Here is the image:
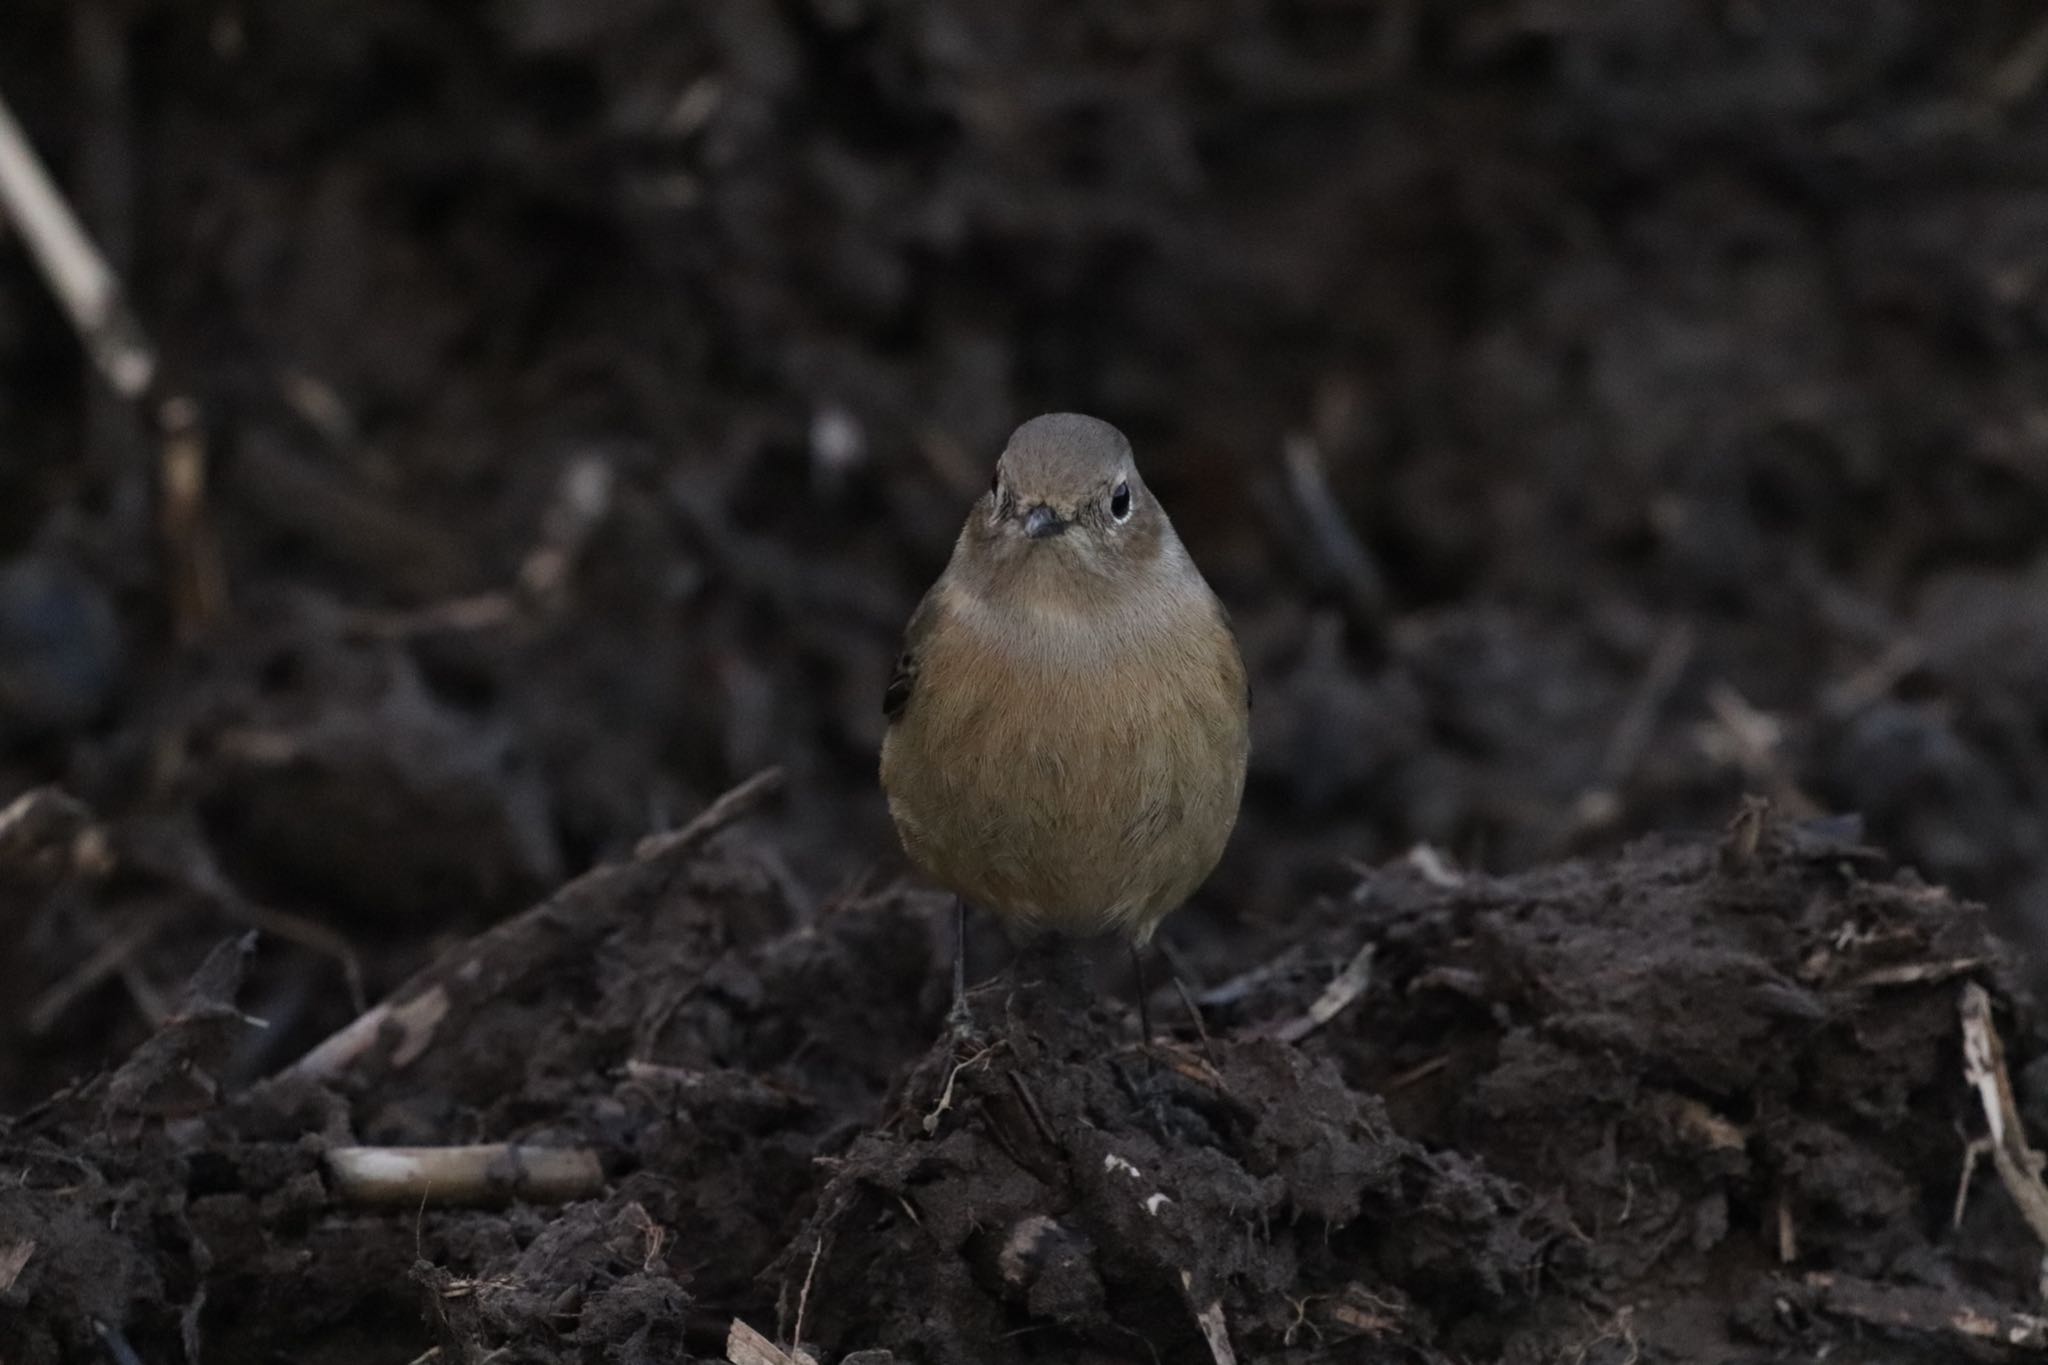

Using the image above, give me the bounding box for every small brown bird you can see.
[880,413,1250,1030]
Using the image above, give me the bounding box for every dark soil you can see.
[6,2,2048,1361]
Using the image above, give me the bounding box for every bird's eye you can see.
[1110,481,1132,522]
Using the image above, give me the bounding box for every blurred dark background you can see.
[6,0,2048,1106]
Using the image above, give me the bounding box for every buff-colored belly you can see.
[880,613,1248,943]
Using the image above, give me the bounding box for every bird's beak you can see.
[1023,505,1067,539]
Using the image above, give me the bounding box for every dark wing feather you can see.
[883,586,941,724]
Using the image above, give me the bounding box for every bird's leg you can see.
[948,897,974,1038]
[1130,941,1155,1044]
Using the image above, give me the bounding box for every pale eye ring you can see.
[1110,481,1132,522]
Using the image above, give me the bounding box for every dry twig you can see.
[1198,943,1307,1010]
[0,80,225,639]
[1847,957,1989,990]
[1957,982,2048,1299]
[725,1320,816,1365]
[1273,942,1376,1044]
[90,1318,146,1365]
[274,768,783,1084]
[634,766,788,862]
[0,87,153,396]
[1181,1271,1239,1365]
[281,985,450,1084]
[790,1235,825,1358]
[1803,1271,2048,1352]
[0,1240,33,1294]
[325,1144,603,1208]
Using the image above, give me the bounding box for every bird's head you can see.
[970,414,1159,580]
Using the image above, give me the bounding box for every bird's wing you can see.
[883,585,941,724]
[1217,597,1251,713]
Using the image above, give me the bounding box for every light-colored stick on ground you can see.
[0,1240,34,1294]
[1957,981,2048,1299]
[324,1144,602,1208]
[1274,942,1376,1044]
[1804,1270,2048,1351]
[725,1320,818,1365]
[1181,1270,1239,1365]
[280,984,450,1084]
[0,86,155,397]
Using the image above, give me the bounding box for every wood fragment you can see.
[1154,1041,1229,1093]
[620,1060,811,1111]
[279,985,449,1084]
[790,1235,825,1357]
[1274,943,1375,1044]
[1384,1055,1448,1092]
[0,86,155,396]
[725,1320,816,1365]
[156,394,228,641]
[91,1318,147,1365]
[1821,637,1926,716]
[1198,943,1306,1010]
[1181,1271,1239,1365]
[1804,1270,2048,1351]
[1846,958,1988,990]
[1403,843,1463,888]
[341,592,519,640]
[0,786,95,873]
[1717,794,1771,873]
[1958,981,2048,1295]
[0,85,227,640]
[325,1144,603,1208]
[0,1239,33,1293]
[1653,1092,1747,1154]
[634,767,787,862]
[275,768,780,1084]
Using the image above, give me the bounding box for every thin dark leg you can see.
[948,897,972,1035]
[1130,941,1154,1044]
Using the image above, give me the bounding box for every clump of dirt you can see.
[1,793,2027,1364]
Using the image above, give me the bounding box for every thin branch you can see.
[1273,943,1376,1045]
[726,1320,814,1365]
[1958,981,2048,1295]
[0,79,226,639]
[1280,433,1390,633]
[1181,1271,1239,1365]
[276,768,783,1083]
[0,86,153,396]
[324,1144,603,1208]
[1804,1270,2048,1352]
[633,766,787,862]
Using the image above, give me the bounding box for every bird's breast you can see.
[880,576,1249,938]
